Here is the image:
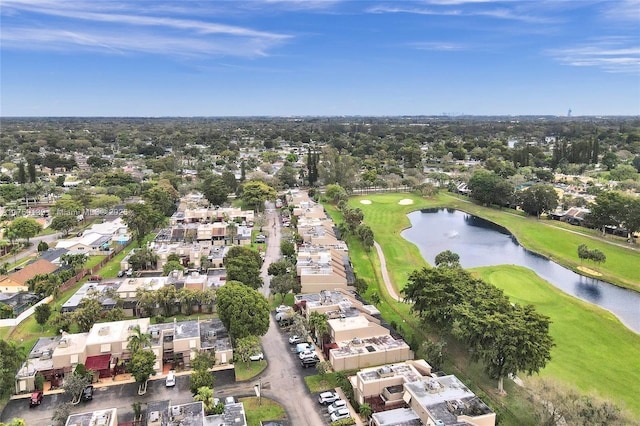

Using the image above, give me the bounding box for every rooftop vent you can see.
[98,326,109,336]
[426,380,443,393]
[58,338,69,348]
[377,366,394,378]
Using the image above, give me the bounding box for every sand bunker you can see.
[577,266,603,277]
[398,199,414,205]
[360,199,372,205]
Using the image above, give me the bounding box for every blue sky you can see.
[1,0,639,117]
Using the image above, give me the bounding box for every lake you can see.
[401,208,640,333]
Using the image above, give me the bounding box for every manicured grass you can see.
[85,255,106,270]
[235,360,267,381]
[324,192,640,423]
[304,372,339,393]
[270,293,295,309]
[239,396,286,426]
[474,265,640,417]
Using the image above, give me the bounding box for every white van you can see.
[165,370,176,387]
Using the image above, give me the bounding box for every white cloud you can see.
[410,41,467,51]
[546,37,640,73]
[0,0,291,58]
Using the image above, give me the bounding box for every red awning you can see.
[85,354,111,371]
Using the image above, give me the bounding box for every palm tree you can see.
[127,325,152,356]
[308,311,329,347]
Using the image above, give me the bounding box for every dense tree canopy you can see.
[240,180,276,211]
[123,202,164,247]
[216,281,270,340]
[517,184,559,217]
[223,246,263,289]
[468,169,514,207]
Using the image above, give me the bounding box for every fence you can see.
[0,295,53,327]
[0,240,132,328]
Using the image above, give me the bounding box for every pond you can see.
[401,208,640,333]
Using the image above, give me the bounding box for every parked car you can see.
[330,408,351,422]
[318,391,339,405]
[300,356,320,368]
[165,371,176,387]
[126,268,133,277]
[29,390,43,407]
[288,335,302,344]
[249,352,264,361]
[295,343,312,353]
[81,385,94,401]
[117,270,125,277]
[276,305,290,313]
[299,350,317,360]
[328,400,347,414]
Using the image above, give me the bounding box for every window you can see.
[100,343,111,353]
[70,354,79,364]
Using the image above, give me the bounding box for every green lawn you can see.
[235,360,267,381]
[304,372,339,393]
[323,192,640,423]
[85,255,106,270]
[239,396,286,426]
[475,265,640,417]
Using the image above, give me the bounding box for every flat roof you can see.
[371,407,422,426]
[199,318,232,352]
[358,361,425,383]
[65,408,117,426]
[404,375,493,424]
[328,315,370,332]
[331,334,409,359]
[86,318,150,347]
[16,336,60,378]
[149,319,200,344]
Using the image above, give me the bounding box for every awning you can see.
[85,354,111,371]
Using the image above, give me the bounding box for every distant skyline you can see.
[1,0,639,117]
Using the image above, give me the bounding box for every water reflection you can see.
[401,209,640,333]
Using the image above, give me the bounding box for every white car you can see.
[276,305,290,313]
[249,352,264,361]
[299,350,317,360]
[330,408,351,422]
[288,335,303,344]
[327,400,347,414]
[165,371,176,387]
[318,391,339,405]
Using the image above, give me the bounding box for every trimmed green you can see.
[234,360,267,381]
[323,192,640,422]
[304,372,339,393]
[474,265,640,416]
[239,396,286,426]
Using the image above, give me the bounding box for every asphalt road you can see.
[1,201,330,426]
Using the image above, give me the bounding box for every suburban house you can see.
[14,318,232,393]
[170,205,255,226]
[0,259,58,293]
[56,232,113,255]
[145,399,247,426]
[295,290,411,372]
[349,360,496,426]
[65,408,118,426]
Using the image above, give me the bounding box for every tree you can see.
[289,313,309,340]
[194,386,217,415]
[127,325,151,356]
[16,162,26,184]
[143,184,178,217]
[267,259,291,277]
[37,241,49,253]
[163,260,185,276]
[7,217,42,243]
[2,418,26,426]
[417,339,447,371]
[325,184,348,204]
[123,202,163,247]
[518,184,559,218]
[355,224,374,251]
[51,402,72,426]
[128,248,158,271]
[468,169,513,207]
[73,297,102,332]
[434,250,460,268]
[216,281,270,340]
[353,277,368,294]
[51,199,83,218]
[224,246,263,289]
[269,273,301,301]
[528,378,634,426]
[585,191,626,236]
[62,373,90,403]
[601,151,618,170]
[359,403,373,421]
[34,303,51,332]
[280,239,296,258]
[0,341,27,399]
[130,349,156,392]
[202,176,231,206]
[50,215,79,236]
[234,335,262,366]
[189,351,215,394]
[308,311,329,344]
[240,180,277,211]
[343,207,364,232]
[457,304,554,394]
